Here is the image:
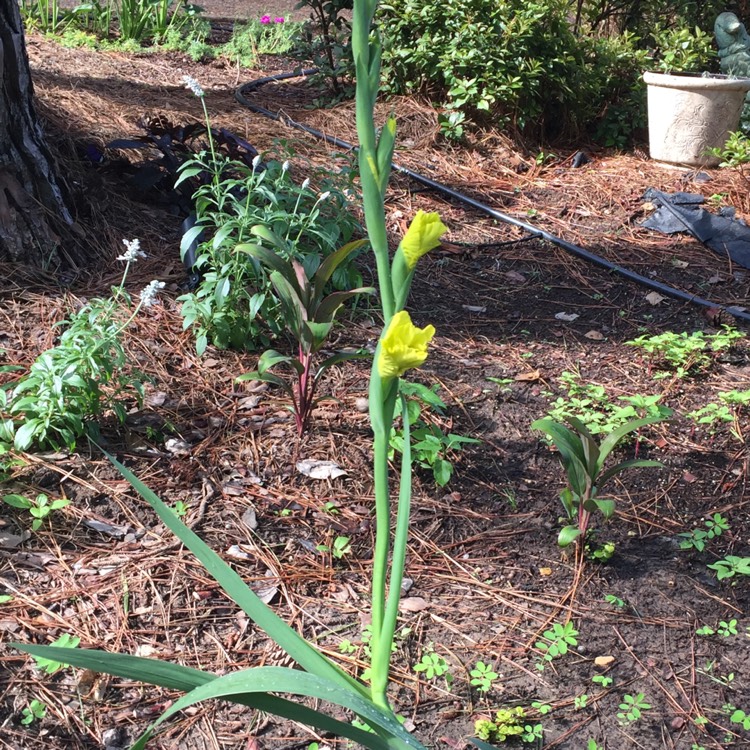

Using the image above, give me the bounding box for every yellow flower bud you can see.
[400,210,448,270]
[377,310,436,380]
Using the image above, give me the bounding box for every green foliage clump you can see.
[709,131,750,170]
[7,291,147,451]
[678,513,730,552]
[546,370,671,436]
[178,156,362,354]
[475,707,542,743]
[533,415,664,548]
[2,493,70,532]
[376,0,647,141]
[235,239,372,434]
[292,0,355,100]
[651,26,715,73]
[389,382,480,486]
[221,17,304,68]
[626,328,744,379]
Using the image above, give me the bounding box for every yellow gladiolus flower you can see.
[401,210,448,270]
[378,311,436,380]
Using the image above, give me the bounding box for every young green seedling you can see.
[617,693,651,725]
[2,493,70,532]
[470,661,499,693]
[532,415,665,548]
[21,699,47,725]
[30,634,81,675]
[678,513,730,552]
[535,621,578,670]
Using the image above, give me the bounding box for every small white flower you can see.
[117,238,146,262]
[182,75,204,97]
[140,280,166,308]
[252,154,262,170]
[282,160,290,173]
[301,178,311,190]
[319,191,331,201]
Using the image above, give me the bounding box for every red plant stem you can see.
[579,491,591,542]
[295,345,313,435]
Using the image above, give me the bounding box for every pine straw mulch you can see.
[1,33,750,750]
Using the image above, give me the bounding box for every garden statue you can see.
[715,11,750,123]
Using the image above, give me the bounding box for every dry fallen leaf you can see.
[584,330,605,340]
[398,596,429,612]
[296,459,347,480]
[84,519,131,538]
[539,567,553,576]
[594,655,615,668]
[682,471,697,484]
[241,507,258,530]
[554,311,580,322]
[645,291,666,305]
[515,369,541,382]
[226,544,253,561]
[0,529,30,549]
[504,270,527,284]
[145,391,168,407]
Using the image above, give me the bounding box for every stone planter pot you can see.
[643,71,750,167]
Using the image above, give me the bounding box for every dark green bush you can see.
[377,0,653,141]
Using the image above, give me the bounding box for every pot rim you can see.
[643,70,750,91]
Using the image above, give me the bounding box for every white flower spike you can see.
[182,75,204,97]
[117,238,146,262]
[282,160,290,173]
[252,154,262,170]
[140,280,166,308]
[319,191,331,201]
[301,178,310,190]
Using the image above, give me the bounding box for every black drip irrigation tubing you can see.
[236,71,750,324]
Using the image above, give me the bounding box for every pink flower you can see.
[260,15,271,23]
[274,16,284,22]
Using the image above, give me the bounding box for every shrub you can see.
[651,25,716,73]
[177,157,363,353]
[377,0,649,141]
[292,0,355,99]
[221,16,304,68]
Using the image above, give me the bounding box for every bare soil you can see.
[2,17,750,750]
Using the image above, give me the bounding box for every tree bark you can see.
[0,0,75,268]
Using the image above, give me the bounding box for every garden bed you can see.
[1,19,750,750]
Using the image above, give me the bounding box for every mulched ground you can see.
[2,14,750,750]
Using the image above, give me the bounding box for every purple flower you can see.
[274,16,284,22]
[260,15,271,23]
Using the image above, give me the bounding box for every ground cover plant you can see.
[3,1,750,749]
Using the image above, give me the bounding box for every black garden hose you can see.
[235,70,750,324]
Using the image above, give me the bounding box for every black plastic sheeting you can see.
[641,188,750,270]
[235,72,750,323]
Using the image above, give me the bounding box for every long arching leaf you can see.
[531,418,588,495]
[597,458,663,488]
[236,242,302,298]
[100,452,367,697]
[127,666,423,750]
[596,415,666,471]
[9,647,389,750]
[312,239,369,304]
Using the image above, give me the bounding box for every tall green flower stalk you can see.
[351,0,447,710]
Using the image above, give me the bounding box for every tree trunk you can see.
[0,0,76,268]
